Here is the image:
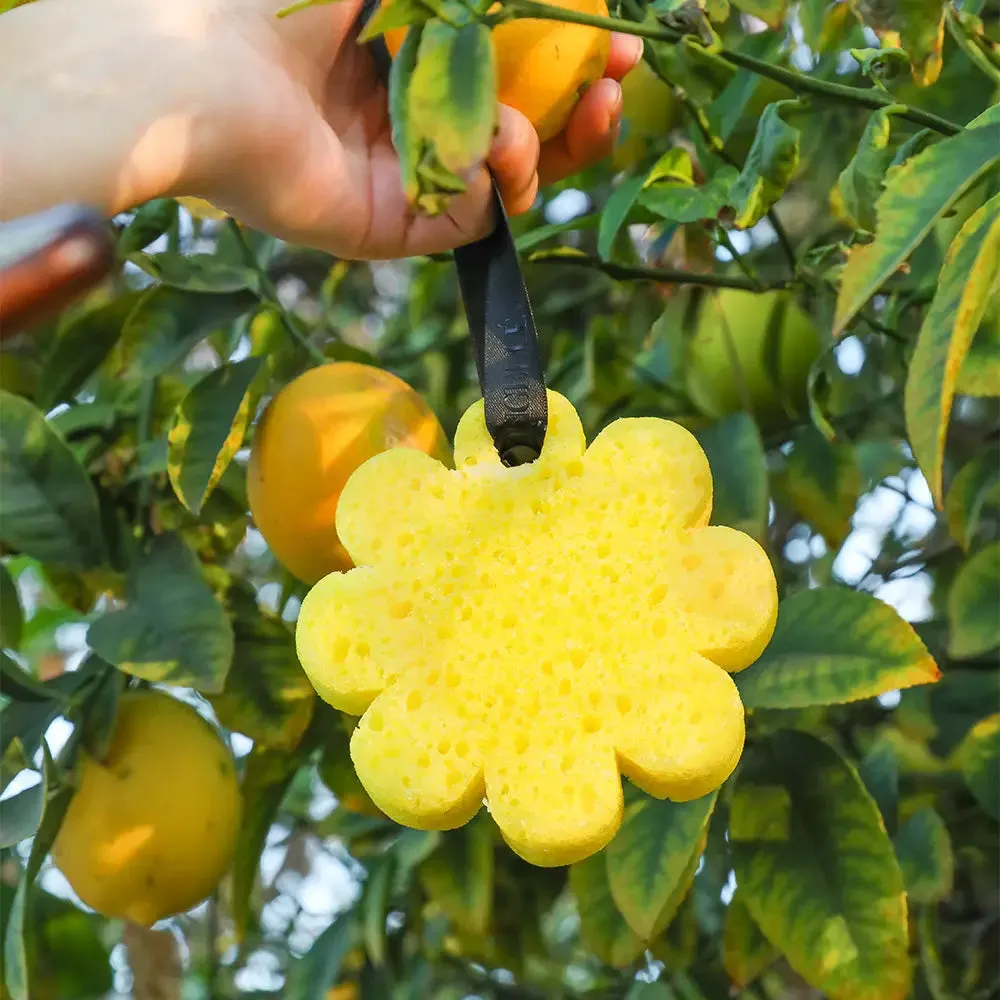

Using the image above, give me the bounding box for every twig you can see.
[228,221,327,366]
[496,1,963,136]
[527,250,789,290]
[716,225,763,289]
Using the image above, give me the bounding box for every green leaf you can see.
[730,0,788,28]
[363,852,395,965]
[729,101,801,229]
[407,20,495,212]
[894,0,948,86]
[359,0,432,41]
[0,774,44,848]
[209,596,314,752]
[419,814,494,935]
[118,199,179,255]
[3,745,72,1000]
[958,301,1000,396]
[569,851,645,968]
[639,167,739,226]
[956,713,999,818]
[0,652,60,704]
[319,715,382,816]
[858,738,899,835]
[729,730,910,1000]
[736,588,940,709]
[599,175,646,261]
[0,563,23,651]
[947,541,1000,659]
[836,107,904,233]
[167,357,266,514]
[694,413,768,540]
[230,744,308,940]
[284,907,358,1000]
[904,193,1000,505]
[779,426,861,547]
[606,787,717,940]
[722,891,778,989]
[894,806,953,904]
[127,250,259,293]
[0,392,106,570]
[945,447,1000,551]
[388,22,426,213]
[87,533,234,693]
[37,292,145,410]
[123,287,257,378]
[834,124,1000,336]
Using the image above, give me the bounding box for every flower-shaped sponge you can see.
[296,391,778,867]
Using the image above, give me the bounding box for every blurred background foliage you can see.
[1,1,999,999]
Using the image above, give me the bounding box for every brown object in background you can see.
[0,204,115,340]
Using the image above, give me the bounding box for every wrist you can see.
[0,0,228,221]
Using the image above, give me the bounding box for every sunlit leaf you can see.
[736,588,940,709]
[730,730,910,1000]
[834,124,1000,336]
[570,851,645,968]
[640,167,739,226]
[695,413,768,540]
[904,193,1000,505]
[167,357,266,514]
[957,298,1000,396]
[606,786,717,940]
[0,392,106,571]
[947,541,1000,659]
[894,806,953,904]
[722,890,778,988]
[87,533,234,693]
[729,101,801,229]
[956,713,1000,819]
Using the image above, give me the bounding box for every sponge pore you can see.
[296,390,778,866]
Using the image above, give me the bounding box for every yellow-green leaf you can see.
[729,0,788,28]
[167,357,266,515]
[956,713,1000,819]
[569,851,644,968]
[958,299,1000,396]
[779,426,861,547]
[834,125,1000,336]
[904,193,1000,505]
[419,815,494,935]
[736,588,940,709]
[945,447,1000,550]
[894,806,953,904]
[729,101,801,230]
[87,533,234,694]
[606,786,717,940]
[836,106,904,233]
[722,891,778,989]
[730,730,910,1000]
[947,541,1000,659]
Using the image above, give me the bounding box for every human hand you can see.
[192,0,642,258]
[0,0,640,261]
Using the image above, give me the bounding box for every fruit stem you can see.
[526,249,790,290]
[227,221,329,367]
[497,1,964,137]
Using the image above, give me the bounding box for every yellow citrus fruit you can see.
[247,362,452,585]
[383,0,611,143]
[686,289,821,431]
[52,691,241,926]
[612,60,679,171]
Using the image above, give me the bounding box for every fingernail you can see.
[609,81,623,119]
[629,35,645,65]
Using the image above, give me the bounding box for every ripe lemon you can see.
[52,690,241,926]
[383,0,611,143]
[612,60,679,171]
[247,362,452,584]
[686,289,821,431]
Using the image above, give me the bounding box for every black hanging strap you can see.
[356,0,548,466]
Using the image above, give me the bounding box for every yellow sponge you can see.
[296,391,778,866]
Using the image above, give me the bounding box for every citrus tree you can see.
[1,2,999,999]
